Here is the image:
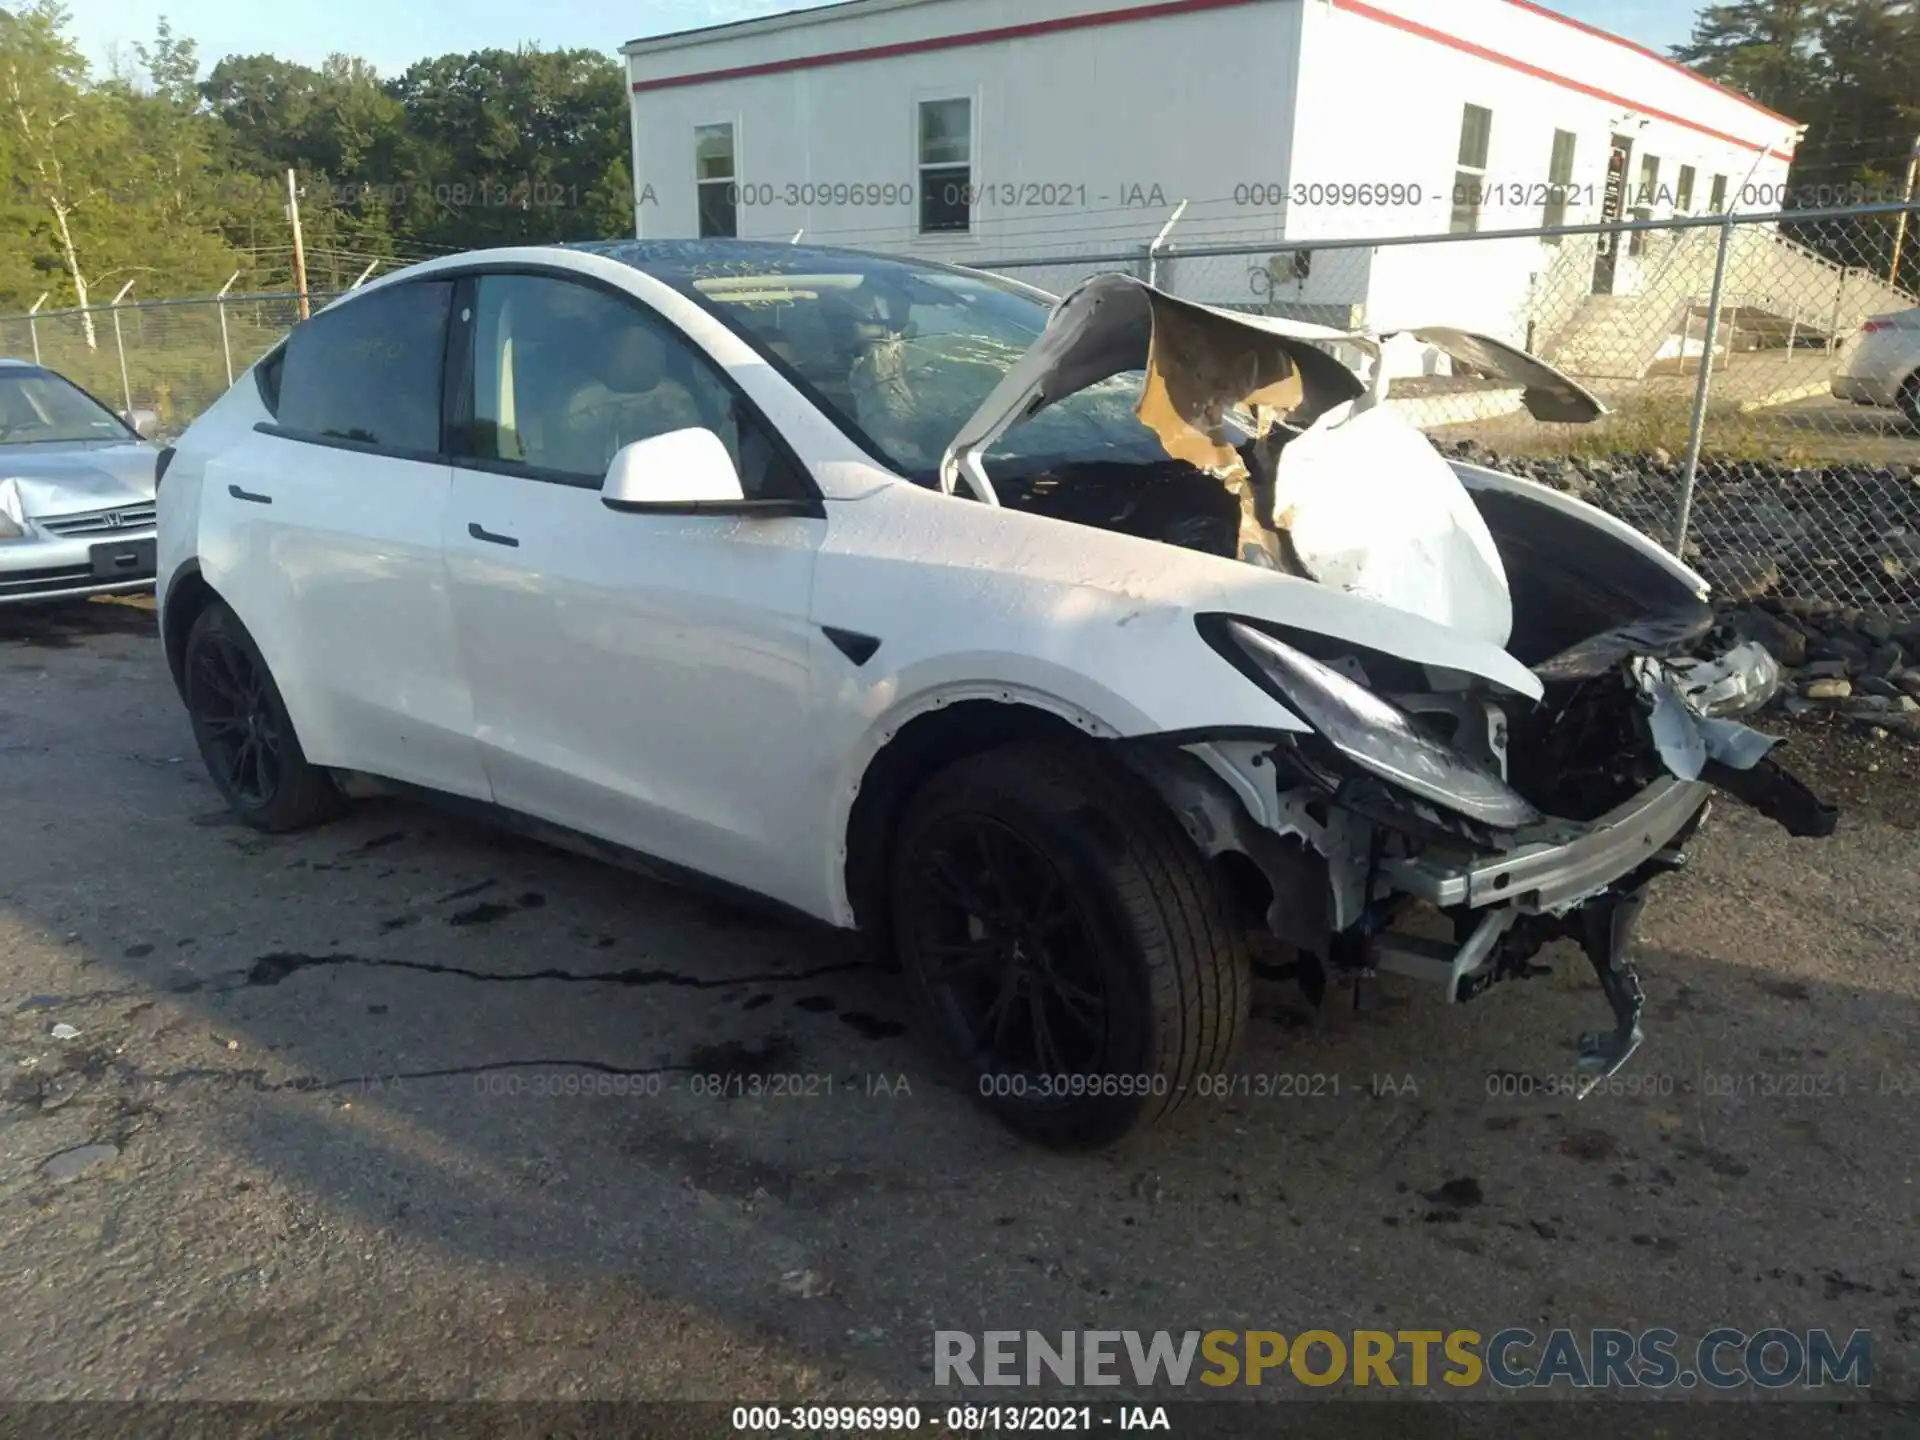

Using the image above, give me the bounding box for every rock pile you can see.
[1442,440,1920,613]
[1444,441,1920,738]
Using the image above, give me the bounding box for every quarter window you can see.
[456,272,805,500]
[275,280,452,451]
[1451,103,1493,234]
[696,123,737,239]
[918,97,972,235]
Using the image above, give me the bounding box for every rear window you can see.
[276,281,452,451]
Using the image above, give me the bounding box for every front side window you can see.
[1451,104,1493,234]
[276,280,452,451]
[1676,164,1697,213]
[918,98,972,234]
[696,123,737,239]
[1710,173,1729,212]
[1542,128,1578,237]
[456,271,804,499]
[0,367,134,445]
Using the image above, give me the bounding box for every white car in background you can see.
[155,241,1835,1148]
[1832,308,1920,422]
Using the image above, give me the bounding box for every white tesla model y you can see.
[157,241,1834,1147]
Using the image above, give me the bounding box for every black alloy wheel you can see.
[892,741,1249,1148]
[182,601,343,832]
[905,813,1110,1083]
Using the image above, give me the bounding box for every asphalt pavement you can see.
[1,598,1916,1426]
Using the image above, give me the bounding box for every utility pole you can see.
[1888,133,1920,288]
[285,168,310,320]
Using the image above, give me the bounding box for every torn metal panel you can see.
[940,273,1364,507]
[1269,401,1514,647]
[1398,327,1608,424]
[1631,656,1782,781]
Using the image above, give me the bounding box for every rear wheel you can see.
[891,741,1249,1148]
[183,601,342,832]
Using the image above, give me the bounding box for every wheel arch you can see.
[841,696,1112,953]
[160,561,221,700]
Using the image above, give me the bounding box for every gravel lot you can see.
[2,598,1917,1419]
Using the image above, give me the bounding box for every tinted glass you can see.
[460,272,805,500]
[0,368,132,445]
[277,280,453,450]
[651,255,1157,482]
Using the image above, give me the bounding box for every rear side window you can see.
[277,280,453,451]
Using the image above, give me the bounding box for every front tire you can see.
[183,601,343,832]
[891,741,1249,1148]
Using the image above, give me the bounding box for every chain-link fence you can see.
[5,202,1918,618]
[0,291,342,441]
[975,200,1920,619]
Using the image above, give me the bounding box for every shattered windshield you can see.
[655,255,1160,481]
[0,368,133,445]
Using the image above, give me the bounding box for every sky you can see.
[64,0,1700,81]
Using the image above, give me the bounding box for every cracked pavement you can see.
[1,597,1917,1412]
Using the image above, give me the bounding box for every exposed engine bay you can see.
[937,273,1840,1090]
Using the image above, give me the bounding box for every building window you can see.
[918,97,972,234]
[1542,128,1578,238]
[1676,164,1696,213]
[1628,154,1660,256]
[695,123,736,239]
[1451,103,1493,234]
[1709,173,1729,212]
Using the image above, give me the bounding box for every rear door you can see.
[439,268,828,910]
[200,279,491,800]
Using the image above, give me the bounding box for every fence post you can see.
[1828,266,1849,355]
[109,280,137,417]
[216,270,241,386]
[1148,199,1188,289]
[27,292,47,366]
[1675,213,1734,557]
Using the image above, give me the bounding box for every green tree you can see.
[1673,0,1831,117]
[387,46,630,250]
[0,0,127,336]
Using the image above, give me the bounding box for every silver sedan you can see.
[0,358,161,605]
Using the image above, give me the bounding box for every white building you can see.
[622,0,1801,345]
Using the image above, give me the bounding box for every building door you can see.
[1592,135,1633,295]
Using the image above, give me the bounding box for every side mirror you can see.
[601,427,745,511]
[124,408,159,440]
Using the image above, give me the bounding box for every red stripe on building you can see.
[629,0,1269,92]
[1499,0,1800,129]
[1333,0,1796,160]
[630,0,1796,160]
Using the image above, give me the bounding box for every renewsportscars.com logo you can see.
[933,1328,1873,1390]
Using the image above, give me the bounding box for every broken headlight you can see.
[1214,619,1542,830]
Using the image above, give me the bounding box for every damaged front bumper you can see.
[1152,629,1836,1100]
[1380,775,1711,914]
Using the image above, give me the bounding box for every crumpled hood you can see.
[939,274,1605,648]
[0,441,159,520]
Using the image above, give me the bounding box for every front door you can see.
[440,270,829,910]
[1592,134,1633,295]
